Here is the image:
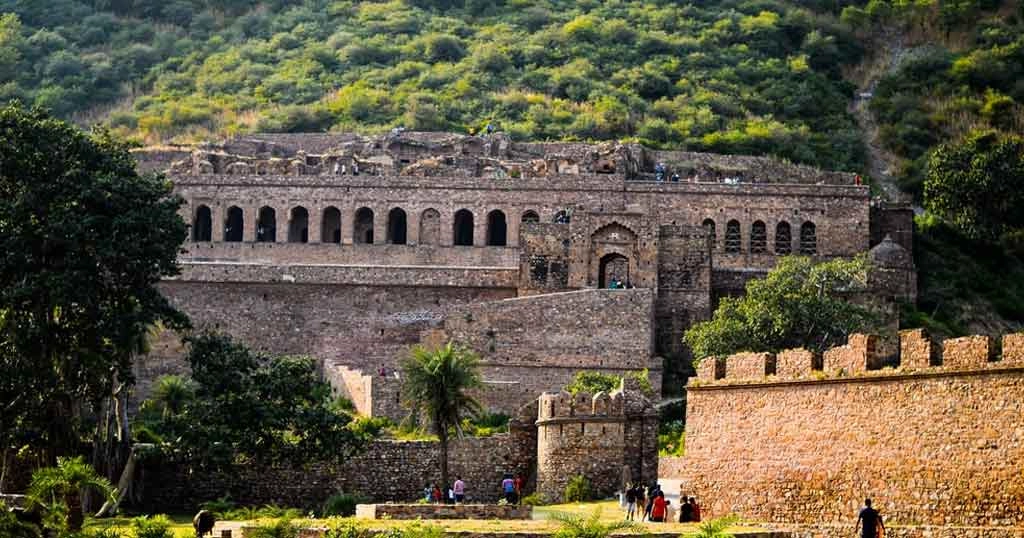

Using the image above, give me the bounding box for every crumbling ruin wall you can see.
[676,332,1024,528]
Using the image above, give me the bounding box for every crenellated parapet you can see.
[693,330,1024,384]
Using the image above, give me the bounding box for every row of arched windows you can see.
[192,206,555,246]
[702,219,817,255]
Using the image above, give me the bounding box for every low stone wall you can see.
[134,435,535,512]
[355,503,532,520]
[780,524,1024,538]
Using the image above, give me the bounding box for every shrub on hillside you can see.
[321,492,364,517]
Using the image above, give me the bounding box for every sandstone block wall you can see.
[726,352,777,380]
[822,334,876,374]
[899,329,934,369]
[775,349,817,378]
[1004,333,1024,365]
[135,434,535,512]
[942,335,994,369]
[696,357,726,382]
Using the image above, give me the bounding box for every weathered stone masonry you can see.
[665,331,1024,530]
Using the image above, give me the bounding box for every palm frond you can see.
[687,515,739,538]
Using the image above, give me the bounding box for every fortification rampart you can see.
[183,242,520,268]
[674,331,1024,528]
[172,262,518,288]
[535,382,658,502]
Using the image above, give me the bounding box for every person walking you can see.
[855,498,885,538]
[453,477,466,504]
[679,496,693,522]
[501,474,516,504]
[514,473,524,504]
[690,497,701,522]
[650,492,667,522]
[624,484,637,520]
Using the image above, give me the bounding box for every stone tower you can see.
[535,380,658,502]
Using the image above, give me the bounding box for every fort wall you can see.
[673,332,1024,528]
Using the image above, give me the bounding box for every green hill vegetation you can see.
[0,0,1021,335]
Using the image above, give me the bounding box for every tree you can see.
[565,370,654,397]
[26,456,114,532]
[400,342,482,489]
[151,375,195,420]
[0,104,188,463]
[684,256,877,361]
[924,129,1024,242]
[169,332,361,467]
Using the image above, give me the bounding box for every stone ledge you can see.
[356,503,533,520]
[687,365,1024,391]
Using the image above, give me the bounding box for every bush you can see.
[130,515,173,538]
[563,475,593,503]
[346,416,391,439]
[200,495,236,517]
[321,493,362,517]
[324,522,372,538]
[246,519,299,538]
[520,493,548,506]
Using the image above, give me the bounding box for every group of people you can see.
[500,473,526,504]
[423,476,467,504]
[653,162,682,183]
[607,277,634,289]
[623,483,701,523]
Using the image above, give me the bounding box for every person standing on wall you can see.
[855,498,885,538]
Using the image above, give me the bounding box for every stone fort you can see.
[133,130,915,418]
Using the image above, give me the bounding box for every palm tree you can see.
[400,342,482,489]
[152,374,195,419]
[27,456,115,532]
[550,509,643,538]
[687,515,739,538]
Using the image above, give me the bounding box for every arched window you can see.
[387,207,408,245]
[521,210,540,224]
[486,210,507,246]
[553,210,571,224]
[775,221,792,255]
[750,221,767,254]
[800,222,817,255]
[354,207,374,244]
[193,205,212,242]
[225,206,244,242]
[702,218,716,250]
[288,206,309,243]
[724,220,741,253]
[453,209,474,246]
[322,207,341,243]
[256,206,276,242]
[420,208,441,246]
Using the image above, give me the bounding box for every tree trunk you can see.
[96,446,137,518]
[438,425,449,493]
[67,491,84,532]
[0,447,8,493]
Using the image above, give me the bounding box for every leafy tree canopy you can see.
[163,332,362,467]
[0,103,187,459]
[684,256,878,361]
[924,129,1024,243]
[565,369,654,397]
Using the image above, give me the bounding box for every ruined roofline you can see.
[134,130,860,186]
[693,330,1024,385]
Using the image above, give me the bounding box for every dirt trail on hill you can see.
[850,31,914,203]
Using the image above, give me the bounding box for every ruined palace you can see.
[134,131,915,417]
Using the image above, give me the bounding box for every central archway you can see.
[599,253,630,289]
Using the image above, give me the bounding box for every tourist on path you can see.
[514,473,524,504]
[679,496,693,522]
[625,484,638,520]
[501,474,516,503]
[432,484,443,504]
[856,498,885,538]
[690,497,701,522]
[650,492,667,522]
[454,477,465,503]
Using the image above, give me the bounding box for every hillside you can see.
[0,0,1021,336]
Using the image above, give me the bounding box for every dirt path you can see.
[849,30,913,203]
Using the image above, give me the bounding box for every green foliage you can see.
[199,495,236,517]
[658,421,686,457]
[129,515,173,538]
[219,505,304,521]
[346,416,393,440]
[686,515,740,538]
[0,501,42,538]
[520,492,548,506]
[166,332,361,467]
[323,522,372,538]
[0,0,866,171]
[924,129,1024,242]
[459,412,509,437]
[684,256,878,361]
[563,475,593,503]
[246,519,299,538]
[321,493,363,518]
[564,369,654,396]
[0,104,188,459]
[550,509,642,538]
[400,342,482,487]
[376,523,444,538]
[26,457,115,533]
